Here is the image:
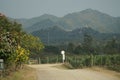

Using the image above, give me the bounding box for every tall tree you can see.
[83,34,93,54]
[67,43,75,53]
[74,45,83,54]
[104,37,119,54]
[0,15,44,70]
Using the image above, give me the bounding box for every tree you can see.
[0,16,22,67]
[21,34,44,52]
[0,15,44,70]
[104,37,119,54]
[74,45,83,54]
[0,16,22,34]
[20,34,44,58]
[83,34,93,54]
[0,32,17,66]
[15,45,29,69]
[44,45,60,54]
[67,43,75,53]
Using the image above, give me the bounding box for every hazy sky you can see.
[0,0,120,18]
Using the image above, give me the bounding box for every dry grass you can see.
[0,65,37,80]
[53,64,120,79]
[52,63,74,69]
[86,66,120,78]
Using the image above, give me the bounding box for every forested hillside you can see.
[17,9,120,33]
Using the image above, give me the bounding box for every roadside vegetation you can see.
[0,13,120,79]
[0,14,44,78]
[0,66,36,80]
[36,32,120,72]
[37,54,120,72]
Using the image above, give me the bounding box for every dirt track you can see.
[28,64,120,80]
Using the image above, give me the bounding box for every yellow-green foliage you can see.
[15,45,30,63]
[0,15,44,72]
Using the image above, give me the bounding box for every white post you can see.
[61,50,65,63]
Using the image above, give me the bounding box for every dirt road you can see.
[28,64,120,80]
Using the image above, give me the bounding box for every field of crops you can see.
[38,54,120,72]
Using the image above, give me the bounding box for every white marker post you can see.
[61,50,65,63]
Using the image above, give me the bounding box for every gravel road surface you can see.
[28,64,120,80]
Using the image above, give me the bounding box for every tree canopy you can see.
[0,15,44,70]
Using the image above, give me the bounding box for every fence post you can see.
[56,56,58,63]
[0,59,4,78]
[47,57,49,63]
[38,57,41,64]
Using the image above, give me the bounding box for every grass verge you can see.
[0,65,36,80]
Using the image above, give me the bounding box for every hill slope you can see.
[32,26,120,45]
[19,9,120,33]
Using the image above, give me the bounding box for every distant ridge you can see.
[32,26,120,44]
[14,9,120,33]
[9,9,120,44]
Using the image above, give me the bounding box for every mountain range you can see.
[13,9,120,44]
[17,9,120,33]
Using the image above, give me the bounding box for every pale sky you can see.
[0,0,120,18]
